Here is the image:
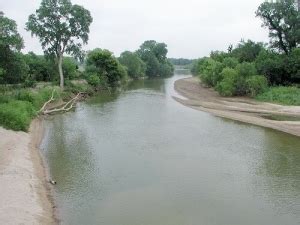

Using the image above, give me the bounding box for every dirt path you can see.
[0,119,56,225]
[174,77,300,137]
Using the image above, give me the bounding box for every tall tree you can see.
[0,12,27,84]
[136,40,173,77]
[119,51,146,79]
[256,0,300,54]
[26,0,93,88]
[0,11,24,51]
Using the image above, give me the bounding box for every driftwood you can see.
[39,91,85,115]
[38,89,56,113]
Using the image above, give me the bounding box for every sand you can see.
[0,119,56,225]
[174,77,300,137]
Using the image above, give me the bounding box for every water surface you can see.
[42,71,300,225]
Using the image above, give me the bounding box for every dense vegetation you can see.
[192,0,300,104]
[0,0,174,131]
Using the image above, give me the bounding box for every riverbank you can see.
[174,77,300,137]
[0,119,56,224]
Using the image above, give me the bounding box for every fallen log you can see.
[39,92,85,115]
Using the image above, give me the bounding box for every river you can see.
[41,70,300,225]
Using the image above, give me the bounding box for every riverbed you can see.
[41,71,300,225]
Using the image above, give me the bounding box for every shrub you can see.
[86,49,128,87]
[246,75,268,97]
[235,62,257,78]
[222,57,239,69]
[23,78,37,88]
[14,87,60,109]
[255,50,287,85]
[87,73,101,87]
[200,59,224,86]
[216,68,238,96]
[0,101,35,131]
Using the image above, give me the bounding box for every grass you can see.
[256,86,300,106]
[0,87,61,131]
[0,81,95,132]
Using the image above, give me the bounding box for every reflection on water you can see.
[42,70,300,225]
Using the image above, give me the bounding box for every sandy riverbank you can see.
[174,77,300,137]
[0,119,56,224]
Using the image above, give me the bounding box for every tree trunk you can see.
[58,54,64,89]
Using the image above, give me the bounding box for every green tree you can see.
[63,57,78,80]
[137,40,174,77]
[255,49,287,84]
[26,0,93,89]
[256,0,300,54]
[86,49,127,87]
[231,40,265,62]
[23,52,54,82]
[0,12,27,84]
[119,51,146,79]
[200,58,224,87]
[0,11,23,51]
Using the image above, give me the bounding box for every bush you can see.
[216,68,238,96]
[86,49,128,87]
[23,78,37,88]
[0,101,35,131]
[255,50,287,85]
[246,75,268,97]
[235,62,257,78]
[14,87,60,109]
[119,51,146,79]
[200,59,224,86]
[222,57,239,69]
[256,86,300,105]
[87,73,101,86]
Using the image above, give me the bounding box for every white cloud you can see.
[1,0,269,58]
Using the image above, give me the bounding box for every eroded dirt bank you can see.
[0,119,56,225]
[174,77,300,137]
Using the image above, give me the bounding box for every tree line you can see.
[191,0,300,100]
[0,0,174,90]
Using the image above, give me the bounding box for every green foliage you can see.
[222,57,239,69]
[14,88,60,109]
[136,40,174,77]
[0,48,28,84]
[63,57,79,80]
[86,49,127,87]
[119,51,146,79]
[256,0,300,54]
[210,51,228,62]
[0,13,26,84]
[87,73,101,87]
[26,0,93,88]
[286,48,300,83]
[0,12,24,51]
[200,59,224,87]
[235,62,257,78]
[231,40,265,62]
[255,50,287,85]
[23,52,55,82]
[246,75,268,97]
[216,68,239,96]
[191,57,208,75]
[0,101,35,131]
[256,86,300,105]
[0,87,62,131]
[23,78,37,88]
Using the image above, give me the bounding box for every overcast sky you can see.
[1,0,269,58]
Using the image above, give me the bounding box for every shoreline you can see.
[174,77,300,137]
[0,118,57,224]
